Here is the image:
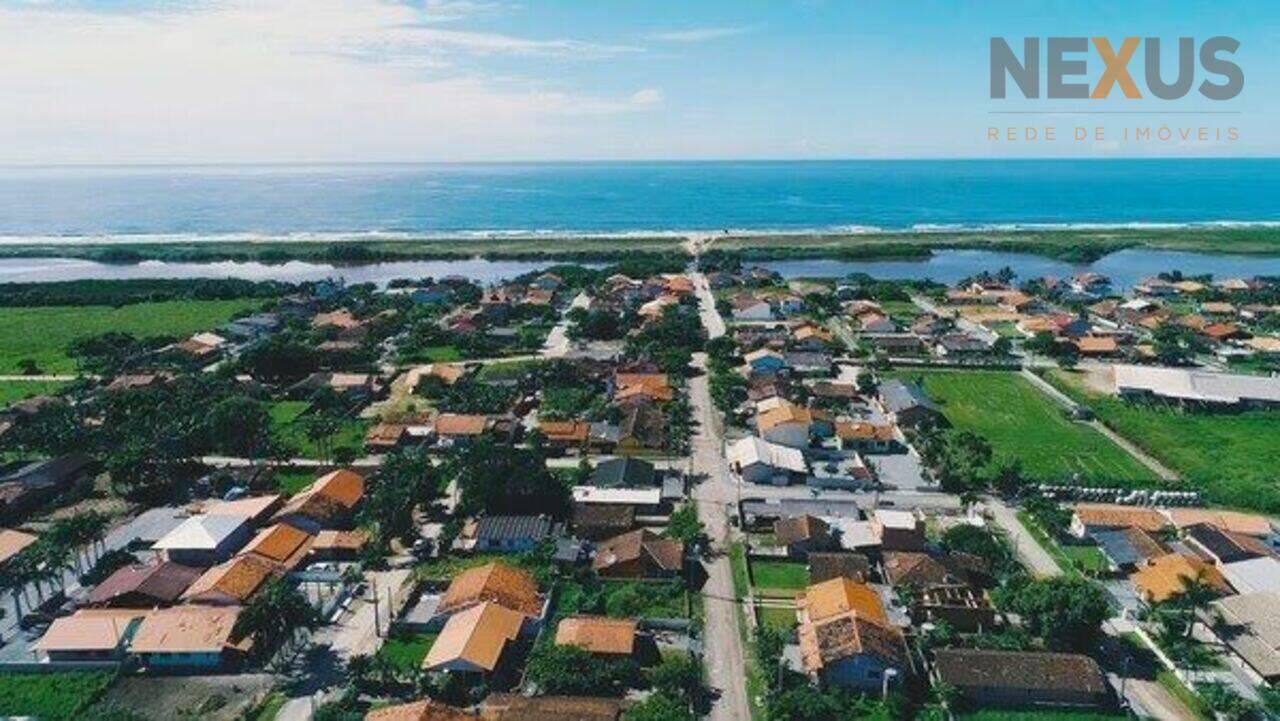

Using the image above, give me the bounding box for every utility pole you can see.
[371,576,381,638]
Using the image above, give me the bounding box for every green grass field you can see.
[1047,370,1280,513]
[267,401,369,460]
[750,560,810,594]
[894,370,1156,484]
[0,379,68,407]
[757,605,798,632]
[378,632,438,673]
[0,299,260,374]
[0,672,114,721]
[272,467,319,495]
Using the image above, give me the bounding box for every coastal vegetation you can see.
[1046,369,1280,513]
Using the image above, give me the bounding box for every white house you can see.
[727,436,808,486]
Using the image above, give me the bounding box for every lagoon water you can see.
[4,248,1279,291]
[0,159,1278,237]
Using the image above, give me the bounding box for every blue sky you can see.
[0,0,1273,162]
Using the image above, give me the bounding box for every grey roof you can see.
[2,454,93,489]
[475,515,553,542]
[591,457,657,488]
[1091,529,1145,567]
[1114,365,1280,405]
[1213,592,1280,678]
[783,352,833,369]
[880,380,937,414]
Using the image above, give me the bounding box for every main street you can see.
[688,267,752,721]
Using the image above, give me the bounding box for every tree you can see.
[446,439,569,517]
[238,336,319,382]
[625,693,695,721]
[666,504,705,547]
[362,447,437,547]
[649,653,703,711]
[1000,576,1110,651]
[524,643,641,696]
[233,578,322,660]
[206,395,272,458]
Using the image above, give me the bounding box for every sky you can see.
[0,0,1274,163]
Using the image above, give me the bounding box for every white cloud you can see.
[0,0,655,163]
[648,25,753,43]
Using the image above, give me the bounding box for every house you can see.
[34,609,147,662]
[365,423,408,452]
[0,527,37,569]
[1183,522,1270,566]
[364,700,474,721]
[743,348,787,374]
[773,515,835,559]
[1166,508,1274,538]
[807,552,871,583]
[1212,592,1280,681]
[461,515,555,553]
[732,296,775,321]
[1221,557,1280,595]
[882,552,970,589]
[572,486,664,515]
[756,403,812,448]
[1131,553,1230,604]
[872,509,926,552]
[88,560,201,608]
[861,315,899,334]
[204,494,283,526]
[152,514,254,566]
[481,695,624,721]
[1090,527,1165,572]
[309,529,369,562]
[272,468,365,532]
[221,312,281,340]
[870,335,926,355]
[0,454,94,523]
[879,380,944,429]
[130,605,250,670]
[792,324,835,349]
[434,414,492,446]
[1070,504,1168,539]
[593,529,683,579]
[795,578,907,691]
[932,649,1109,708]
[539,421,591,451]
[616,402,666,451]
[784,351,834,375]
[182,554,276,605]
[1113,365,1280,408]
[422,601,526,676]
[914,585,996,632]
[727,436,808,486]
[935,334,993,357]
[614,373,674,404]
[1074,336,1120,357]
[572,504,635,541]
[240,522,316,572]
[554,616,641,659]
[435,562,543,619]
[289,372,382,400]
[835,421,899,454]
[591,457,658,488]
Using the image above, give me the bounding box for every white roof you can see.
[1222,557,1280,594]
[1119,299,1156,311]
[727,436,807,473]
[830,519,880,549]
[874,509,920,530]
[1113,365,1280,404]
[1213,592,1280,678]
[572,486,662,506]
[744,348,784,363]
[190,332,227,347]
[755,396,790,414]
[152,514,247,551]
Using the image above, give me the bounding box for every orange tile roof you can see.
[797,611,906,674]
[435,414,490,437]
[204,495,282,520]
[130,605,249,654]
[554,616,638,655]
[1132,553,1230,603]
[1073,504,1168,533]
[615,374,674,403]
[365,700,473,721]
[438,562,541,617]
[275,469,365,525]
[756,403,812,432]
[0,528,37,565]
[313,529,369,551]
[797,577,887,625]
[423,601,524,672]
[182,555,275,604]
[1203,323,1240,340]
[312,309,362,329]
[241,523,314,571]
[34,609,147,652]
[835,421,894,442]
[1075,336,1119,354]
[774,515,830,547]
[428,364,467,386]
[1167,509,1274,537]
[539,421,591,443]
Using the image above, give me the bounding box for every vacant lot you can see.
[0,379,68,407]
[0,672,113,721]
[378,632,438,673]
[1048,369,1280,513]
[895,370,1155,483]
[0,299,259,374]
[750,559,810,597]
[268,401,369,460]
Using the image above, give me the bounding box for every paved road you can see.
[984,497,1061,578]
[692,271,726,340]
[541,291,590,358]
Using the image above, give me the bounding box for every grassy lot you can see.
[268,401,369,460]
[272,467,318,495]
[757,605,797,632]
[0,672,114,721]
[892,370,1156,484]
[0,299,260,374]
[729,543,750,601]
[0,379,68,407]
[878,299,921,323]
[1060,544,1109,575]
[403,344,462,363]
[247,692,287,721]
[378,632,437,673]
[750,560,809,595]
[552,578,688,619]
[1047,369,1280,513]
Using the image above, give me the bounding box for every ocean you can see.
[0,159,1277,239]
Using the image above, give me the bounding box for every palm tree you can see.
[1175,571,1220,639]
[232,578,322,663]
